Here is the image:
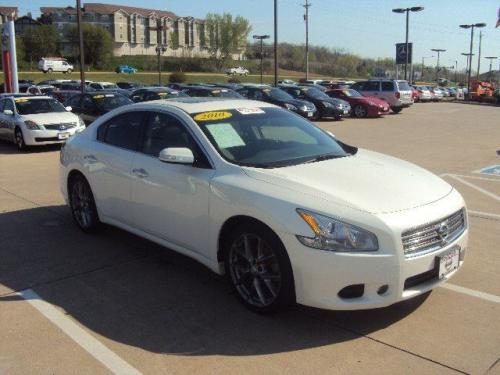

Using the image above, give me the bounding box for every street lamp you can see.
[392,6,424,81]
[459,22,486,98]
[274,0,278,86]
[155,44,167,86]
[253,34,270,84]
[484,57,497,83]
[431,49,445,82]
[421,55,434,81]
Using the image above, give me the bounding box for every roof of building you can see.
[0,7,18,16]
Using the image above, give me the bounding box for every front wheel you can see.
[69,174,101,233]
[15,128,26,151]
[391,107,402,114]
[224,222,295,314]
[47,68,53,74]
[353,104,367,118]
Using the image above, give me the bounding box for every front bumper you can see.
[296,108,318,119]
[320,106,351,119]
[23,126,85,146]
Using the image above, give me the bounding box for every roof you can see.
[40,6,77,15]
[84,3,179,19]
[144,98,276,114]
[0,6,17,16]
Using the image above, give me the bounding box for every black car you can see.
[166,83,192,91]
[130,87,188,102]
[116,81,144,90]
[64,92,133,125]
[237,85,317,119]
[183,85,244,99]
[279,85,350,120]
[207,83,244,91]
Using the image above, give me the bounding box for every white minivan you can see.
[38,58,74,74]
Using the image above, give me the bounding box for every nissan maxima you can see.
[60,98,468,313]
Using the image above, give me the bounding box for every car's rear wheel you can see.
[354,104,367,118]
[224,222,295,314]
[47,68,53,74]
[15,128,26,151]
[67,69,72,74]
[69,174,101,233]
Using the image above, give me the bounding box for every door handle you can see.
[132,168,149,178]
[83,154,98,164]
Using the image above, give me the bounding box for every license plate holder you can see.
[438,246,460,279]
[307,112,313,117]
[58,132,70,140]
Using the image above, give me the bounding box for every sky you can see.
[6,0,500,73]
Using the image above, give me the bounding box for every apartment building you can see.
[0,7,17,25]
[40,3,210,57]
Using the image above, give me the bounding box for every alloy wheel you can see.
[70,179,94,229]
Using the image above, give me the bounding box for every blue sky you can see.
[7,0,500,72]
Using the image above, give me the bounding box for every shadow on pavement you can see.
[0,205,429,356]
[0,140,62,155]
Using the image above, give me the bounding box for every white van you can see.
[38,58,74,74]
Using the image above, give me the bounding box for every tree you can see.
[67,23,113,69]
[169,30,179,50]
[205,13,251,71]
[21,25,59,64]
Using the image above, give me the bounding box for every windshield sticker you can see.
[105,94,115,97]
[262,88,271,93]
[14,99,29,103]
[158,92,168,96]
[206,123,245,148]
[93,95,105,99]
[211,90,221,94]
[235,107,265,115]
[194,111,232,121]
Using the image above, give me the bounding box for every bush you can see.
[169,71,187,83]
[227,77,241,83]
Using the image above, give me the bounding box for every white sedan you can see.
[0,95,86,151]
[59,98,468,313]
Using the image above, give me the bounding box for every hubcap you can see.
[71,180,93,228]
[16,132,22,148]
[229,233,281,307]
[355,106,366,117]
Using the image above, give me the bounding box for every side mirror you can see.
[65,106,72,112]
[132,95,140,102]
[3,109,13,116]
[159,147,194,165]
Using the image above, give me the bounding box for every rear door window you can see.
[366,81,380,91]
[381,81,395,91]
[99,111,145,151]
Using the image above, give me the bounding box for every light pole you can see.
[303,0,311,80]
[274,0,278,86]
[455,60,458,83]
[431,48,445,82]
[459,22,486,98]
[421,55,434,81]
[253,35,270,84]
[155,44,167,85]
[76,0,85,93]
[484,56,498,83]
[392,6,424,81]
[461,52,474,88]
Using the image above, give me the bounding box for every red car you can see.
[325,89,390,118]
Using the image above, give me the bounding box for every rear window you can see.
[397,81,411,91]
[381,82,395,91]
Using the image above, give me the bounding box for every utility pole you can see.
[76,0,85,93]
[253,34,270,84]
[431,48,445,82]
[455,60,458,83]
[484,56,498,83]
[303,0,311,80]
[274,0,278,86]
[476,30,482,81]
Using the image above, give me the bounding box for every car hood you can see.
[283,98,314,108]
[242,149,452,214]
[21,112,78,125]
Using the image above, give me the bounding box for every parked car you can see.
[325,89,390,118]
[130,87,189,102]
[64,92,133,125]
[26,85,56,96]
[426,86,444,101]
[278,79,298,85]
[116,81,144,90]
[183,85,244,99]
[437,87,450,97]
[412,85,432,102]
[237,85,317,119]
[207,83,244,91]
[89,82,119,91]
[166,83,192,91]
[280,85,350,120]
[60,98,468,313]
[0,95,85,150]
[225,66,249,76]
[115,65,138,74]
[38,58,74,74]
[351,79,413,113]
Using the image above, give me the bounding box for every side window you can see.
[81,96,95,111]
[101,111,145,150]
[252,90,264,100]
[67,95,81,108]
[381,81,395,91]
[238,89,248,97]
[3,99,14,112]
[366,81,380,91]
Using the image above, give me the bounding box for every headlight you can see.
[296,209,378,252]
[323,101,335,108]
[25,120,40,130]
[284,103,298,111]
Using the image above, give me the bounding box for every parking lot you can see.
[0,101,499,375]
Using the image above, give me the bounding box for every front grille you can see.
[43,123,76,130]
[401,209,466,258]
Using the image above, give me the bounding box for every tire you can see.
[14,128,26,151]
[69,174,101,233]
[353,104,367,118]
[47,68,53,74]
[224,222,295,314]
[67,69,72,74]
[391,107,402,114]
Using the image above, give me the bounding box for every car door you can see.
[130,111,215,255]
[87,110,146,224]
[80,95,99,124]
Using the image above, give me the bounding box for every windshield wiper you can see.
[303,153,346,164]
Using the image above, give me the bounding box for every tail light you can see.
[395,92,400,99]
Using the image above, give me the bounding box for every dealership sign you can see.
[395,43,412,65]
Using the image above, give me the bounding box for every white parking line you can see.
[469,210,500,220]
[451,174,500,183]
[441,283,500,305]
[18,289,143,375]
[448,174,500,202]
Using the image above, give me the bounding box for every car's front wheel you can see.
[354,104,367,118]
[15,128,26,151]
[224,222,295,314]
[69,174,101,233]
[391,107,402,113]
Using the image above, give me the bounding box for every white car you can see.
[0,96,86,151]
[225,67,249,76]
[413,86,432,102]
[59,98,468,313]
[89,82,119,90]
[38,58,74,74]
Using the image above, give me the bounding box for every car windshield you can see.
[193,107,349,168]
[15,98,67,114]
[157,90,188,98]
[210,89,242,98]
[92,94,132,111]
[266,88,294,101]
[343,89,362,97]
[304,88,330,99]
[103,84,118,89]
[397,81,411,91]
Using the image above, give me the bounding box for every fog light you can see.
[338,284,364,299]
[377,285,389,295]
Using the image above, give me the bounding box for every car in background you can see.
[116,81,144,90]
[64,92,133,125]
[166,83,192,91]
[88,82,119,91]
[225,66,249,76]
[280,85,350,120]
[237,85,317,119]
[412,85,432,102]
[183,85,244,99]
[0,95,85,150]
[426,86,444,101]
[115,65,138,74]
[207,83,244,91]
[351,79,413,113]
[26,85,56,96]
[438,87,451,97]
[38,57,74,74]
[278,79,298,85]
[60,97,468,313]
[130,87,189,102]
[326,89,389,118]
